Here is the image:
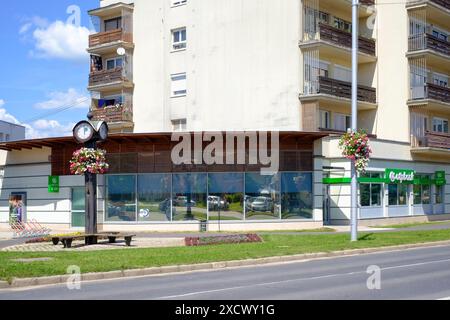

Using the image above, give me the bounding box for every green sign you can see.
[435,171,446,186]
[385,169,415,184]
[48,176,60,193]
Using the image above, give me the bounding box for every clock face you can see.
[99,123,108,141]
[74,123,93,142]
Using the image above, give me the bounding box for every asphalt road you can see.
[1,244,450,300]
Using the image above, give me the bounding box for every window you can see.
[413,174,432,205]
[320,110,330,129]
[433,73,448,88]
[334,113,351,132]
[98,95,123,108]
[280,173,313,220]
[138,174,172,222]
[172,28,187,50]
[245,173,280,220]
[208,173,244,221]
[334,17,351,33]
[435,185,444,204]
[360,173,382,207]
[433,117,449,133]
[172,173,207,221]
[5,134,10,142]
[105,57,123,70]
[104,17,122,32]
[171,73,187,96]
[171,0,187,6]
[106,175,137,222]
[0,133,3,141]
[172,119,187,132]
[334,65,351,82]
[432,29,448,41]
[388,184,408,206]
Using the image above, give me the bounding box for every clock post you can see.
[73,112,109,245]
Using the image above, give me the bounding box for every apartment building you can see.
[0,121,25,142]
[0,0,448,231]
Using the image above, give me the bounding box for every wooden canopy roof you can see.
[0,131,331,152]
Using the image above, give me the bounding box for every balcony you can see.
[300,22,376,62]
[88,67,133,91]
[408,33,450,57]
[89,29,132,48]
[407,0,450,11]
[302,76,376,104]
[409,83,450,111]
[91,104,133,131]
[411,131,450,156]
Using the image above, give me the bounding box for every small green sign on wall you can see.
[435,171,446,186]
[48,176,60,193]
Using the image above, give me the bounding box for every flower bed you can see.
[185,234,262,247]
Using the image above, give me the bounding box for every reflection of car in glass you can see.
[247,197,274,212]
[207,196,229,211]
[158,199,176,220]
[173,196,197,207]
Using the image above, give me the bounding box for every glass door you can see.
[71,187,85,228]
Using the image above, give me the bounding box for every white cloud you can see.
[0,100,75,139]
[24,19,89,61]
[27,119,75,139]
[34,88,90,110]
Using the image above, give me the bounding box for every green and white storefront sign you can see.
[385,169,415,184]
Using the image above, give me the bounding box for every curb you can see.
[4,240,450,289]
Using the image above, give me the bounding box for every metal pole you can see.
[85,141,98,244]
[351,0,359,242]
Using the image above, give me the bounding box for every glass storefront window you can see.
[413,184,422,205]
[138,174,172,222]
[413,174,432,205]
[245,173,280,220]
[436,185,444,204]
[388,184,408,206]
[208,173,244,221]
[172,173,207,221]
[422,184,431,204]
[106,175,136,222]
[280,172,313,220]
[360,173,382,207]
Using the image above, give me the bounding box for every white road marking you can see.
[156,258,450,299]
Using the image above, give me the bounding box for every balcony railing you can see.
[89,67,130,87]
[407,0,450,10]
[89,29,132,48]
[318,23,376,56]
[306,76,377,103]
[91,105,133,124]
[411,83,450,103]
[408,33,450,56]
[413,131,450,149]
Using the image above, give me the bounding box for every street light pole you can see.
[351,0,359,242]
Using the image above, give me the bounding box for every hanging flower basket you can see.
[70,148,109,175]
[338,130,372,174]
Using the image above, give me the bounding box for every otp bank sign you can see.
[385,169,415,184]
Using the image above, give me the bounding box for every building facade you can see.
[0,0,449,231]
[0,121,25,143]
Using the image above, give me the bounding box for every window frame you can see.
[170,72,187,97]
[172,27,187,51]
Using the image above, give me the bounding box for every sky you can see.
[0,0,99,139]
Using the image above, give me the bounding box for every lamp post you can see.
[73,112,109,244]
[351,0,359,242]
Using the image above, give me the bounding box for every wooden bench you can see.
[52,233,136,248]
